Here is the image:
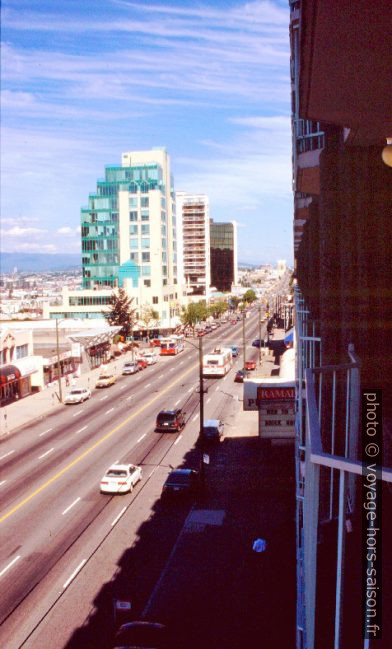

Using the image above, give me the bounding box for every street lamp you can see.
[55,318,63,403]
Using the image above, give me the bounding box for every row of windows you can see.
[130,237,150,249]
[130,224,150,235]
[130,210,150,221]
[129,196,149,208]
[82,240,118,252]
[69,296,112,306]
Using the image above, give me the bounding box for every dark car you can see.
[156,409,185,432]
[234,369,247,383]
[113,620,168,648]
[202,419,224,443]
[162,469,199,497]
[252,338,267,348]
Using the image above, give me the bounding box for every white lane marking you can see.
[223,375,228,381]
[72,410,83,417]
[62,497,81,515]
[100,395,108,401]
[0,450,15,460]
[206,398,211,404]
[75,425,88,434]
[215,386,220,391]
[148,467,157,479]
[174,399,181,406]
[39,448,55,459]
[145,383,151,388]
[0,555,21,578]
[119,385,126,390]
[137,433,146,443]
[169,368,174,372]
[105,408,114,415]
[0,480,6,487]
[158,374,165,379]
[39,428,53,437]
[111,506,127,527]
[174,434,183,445]
[187,388,192,394]
[126,395,133,401]
[63,559,87,589]
[192,414,198,422]
[179,361,184,365]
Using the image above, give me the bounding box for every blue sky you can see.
[1,0,293,265]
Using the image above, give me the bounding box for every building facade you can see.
[210,220,238,292]
[176,192,211,297]
[48,149,186,328]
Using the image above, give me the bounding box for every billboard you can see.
[243,379,295,410]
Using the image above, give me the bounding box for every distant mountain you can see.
[0,252,81,273]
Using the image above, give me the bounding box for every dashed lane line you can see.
[62,497,81,515]
[39,428,53,437]
[0,555,21,578]
[137,433,146,443]
[0,450,15,460]
[72,410,83,417]
[75,425,88,434]
[105,408,114,415]
[99,395,108,401]
[111,507,127,527]
[63,560,87,590]
[174,434,183,445]
[38,448,55,460]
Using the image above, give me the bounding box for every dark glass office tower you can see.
[210,220,238,292]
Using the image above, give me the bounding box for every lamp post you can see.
[184,335,205,484]
[258,304,262,366]
[55,318,63,403]
[242,310,246,369]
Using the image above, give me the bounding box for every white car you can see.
[64,387,91,404]
[100,463,143,494]
[142,352,158,365]
[122,361,140,375]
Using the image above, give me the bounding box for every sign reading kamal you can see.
[243,379,296,410]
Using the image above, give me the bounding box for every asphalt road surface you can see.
[0,307,270,649]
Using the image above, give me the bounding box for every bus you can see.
[202,347,233,377]
[160,335,185,356]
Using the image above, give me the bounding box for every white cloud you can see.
[57,226,79,236]
[3,226,47,236]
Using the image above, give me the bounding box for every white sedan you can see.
[64,387,91,404]
[142,352,159,365]
[100,464,143,494]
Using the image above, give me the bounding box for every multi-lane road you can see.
[0,309,266,648]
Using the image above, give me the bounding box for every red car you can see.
[245,360,256,370]
[137,357,148,369]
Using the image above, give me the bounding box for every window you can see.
[141,224,150,235]
[141,197,149,207]
[142,266,151,276]
[153,296,158,304]
[130,224,138,235]
[15,344,28,359]
[129,197,138,208]
[129,211,138,221]
[162,252,167,262]
[141,238,150,249]
[142,252,150,262]
[162,265,167,275]
[130,238,138,249]
[163,279,167,286]
[130,252,139,263]
[141,210,149,220]
[164,295,169,302]
[144,279,151,287]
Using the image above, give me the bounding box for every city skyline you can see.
[1,0,293,266]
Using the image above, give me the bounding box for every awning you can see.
[0,365,21,385]
[67,326,122,349]
[284,329,294,345]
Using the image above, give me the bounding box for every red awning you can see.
[0,365,22,385]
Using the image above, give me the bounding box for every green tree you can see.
[243,289,257,304]
[104,288,136,338]
[180,302,207,332]
[209,301,228,319]
[140,306,160,339]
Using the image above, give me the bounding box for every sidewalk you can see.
[142,337,297,648]
[0,348,146,437]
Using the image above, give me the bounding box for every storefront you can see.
[0,357,39,405]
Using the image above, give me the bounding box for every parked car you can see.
[96,373,116,388]
[64,387,91,404]
[196,329,206,337]
[234,369,247,383]
[202,419,224,443]
[162,468,199,497]
[252,338,267,348]
[245,360,256,371]
[210,322,218,330]
[137,357,148,370]
[100,463,142,494]
[122,361,140,375]
[113,620,168,649]
[142,352,159,365]
[230,345,239,357]
[156,409,185,432]
[204,325,212,333]
[150,338,162,347]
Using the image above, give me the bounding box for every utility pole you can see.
[198,335,205,487]
[242,311,246,369]
[55,319,63,403]
[258,304,262,366]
